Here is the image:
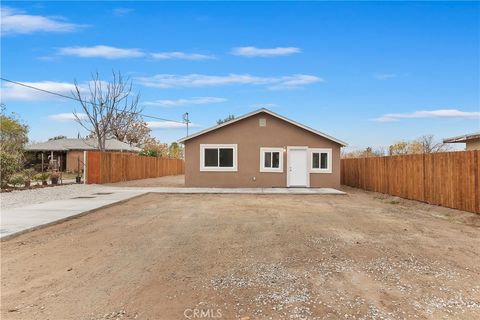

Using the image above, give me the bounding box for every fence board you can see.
[86,151,184,184]
[341,151,480,214]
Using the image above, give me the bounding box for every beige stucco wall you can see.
[466,139,480,150]
[184,112,342,188]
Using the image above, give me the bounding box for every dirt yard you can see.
[104,175,185,188]
[1,188,479,320]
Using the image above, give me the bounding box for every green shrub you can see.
[0,151,20,187]
[23,168,36,181]
[9,173,25,188]
[34,172,49,183]
[140,149,158,157]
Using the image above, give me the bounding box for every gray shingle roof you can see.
[25,138,142,152]
[443,132,480,144]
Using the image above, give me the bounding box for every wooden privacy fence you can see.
[341,150,480,214]
[86,151,184,184]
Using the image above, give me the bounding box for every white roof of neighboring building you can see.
[178,108,348,146]
[443,132,480,143]
[25,138,142,152]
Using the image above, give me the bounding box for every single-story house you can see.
[25,138,141,172]
[443,132,480,151]
[178,108,347,188]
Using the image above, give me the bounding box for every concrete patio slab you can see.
[127,187,346,195]
[1,186,345,239]
[1,189,145,239]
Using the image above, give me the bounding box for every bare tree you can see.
[342,146,385,158]
[72,71,141,151]
[416,135,450,153]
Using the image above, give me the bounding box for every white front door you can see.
[288,148,309,187]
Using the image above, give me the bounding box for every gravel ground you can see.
[1,175,184,210]
[1,189,479,320]
[0,184,112,210]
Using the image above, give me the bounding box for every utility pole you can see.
[183,112,190,136]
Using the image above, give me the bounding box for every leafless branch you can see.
[72,71,142,151]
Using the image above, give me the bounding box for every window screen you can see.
[272,152,280,168]
[201,145,236,171]
[320,153,328,169]
[264,152,272,168]
[264,151,280,168]
[312,153,320,169]
[312,152,328,170]
[204,149,218,167]
[219,148,234,167]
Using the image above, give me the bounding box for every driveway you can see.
[1,189,479,319]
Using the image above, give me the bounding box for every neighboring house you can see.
[178,108,347,188]
[25,138,141,172]
[443,132,480,151]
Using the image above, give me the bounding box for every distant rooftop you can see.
[443,132,480,144]
[25,138,142,152]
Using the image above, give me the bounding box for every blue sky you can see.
[1,1,479,150]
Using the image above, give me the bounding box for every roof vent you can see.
[259,118,266,127]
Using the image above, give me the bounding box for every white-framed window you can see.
[310,148,332,173]
[200,144,237,171]
[260,147,283,173]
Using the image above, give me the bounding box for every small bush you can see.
[23,168,36,181]
[34,172,49,183]
[0,151,20,187]
[9,173,25,188]
[140,149,158,157]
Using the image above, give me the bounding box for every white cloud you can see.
[136,73,322,90]
[113,8,133,17]
[58,45,145,59]
[48,113,87,122]
[374,73,398,80]
[151,51,214,60]
[54,47,212,60]
[268,74,321,90]
[231,46,301,57]
[0,80,107,102]
[147,121,197,129]
[0,81,77,101]
[373,109,480,122]
[144,97,227,108]
[1,6,84,35]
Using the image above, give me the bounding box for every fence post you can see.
[83,151,87,184]
[475,151,479,214]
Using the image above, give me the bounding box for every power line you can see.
[0,77,186,124]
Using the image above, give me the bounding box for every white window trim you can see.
[309,148,332,173]
[200,144,238,172]
[259,147,284,173]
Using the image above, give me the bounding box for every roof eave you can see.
[178,108,348,146]
[443,133,480,144]
[443,139,465,144]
